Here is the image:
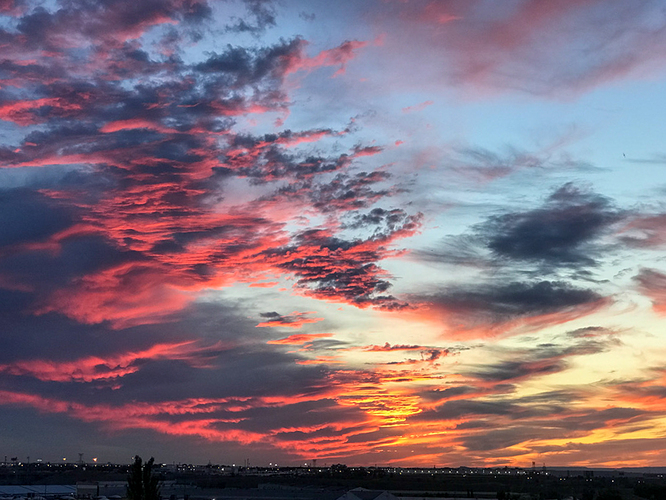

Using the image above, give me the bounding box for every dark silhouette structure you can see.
[127,456,160,500]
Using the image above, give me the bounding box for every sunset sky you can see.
[3,0,666,468]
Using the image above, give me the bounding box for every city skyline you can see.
[2,0,666,467]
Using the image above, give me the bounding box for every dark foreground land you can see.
[2,462,666,500]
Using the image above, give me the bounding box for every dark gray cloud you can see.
[423,280,604,330]
[410,382,649,453]
[460,426,585,452]
[194,38,302,87]
[322,172,393,204]
[265,170,395,214]
[263,228,414,310]
[566,325,615,338]
[412,185,624,338]
[415,396,567,427]
[0,300,338,408]
[298,11,315,22]
[224,0,276,34]
[0,189,73,247]
[458,405,647,452]
[256,311,322,328]
[471,358,566,383]
[0,234,138,289]
[222,131,360,182]
[483,183,622,266]
[467,336,613,383]
[555,407,644,432]
[15,0,212,52]
[343,207,416,239]
[422,183,623,272]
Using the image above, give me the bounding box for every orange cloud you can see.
[267,333,333,345]
[295,355,342,365]
[248,281,280,288]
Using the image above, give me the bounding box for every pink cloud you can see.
[285,39,369,77]
[401,100,434,113]
[379,0,666,97]
[635,268,666,315]
[100,118,179,134]
[619,214,666,248]
[351,145,384,157]
[0,340,226,382]
[36,262,195,329]
[0,98,83,125]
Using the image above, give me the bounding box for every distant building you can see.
[76,481,129,498]
[336,488,398,500]
[75,483,98,499]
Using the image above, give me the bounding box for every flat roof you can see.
[0,485,76,496]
